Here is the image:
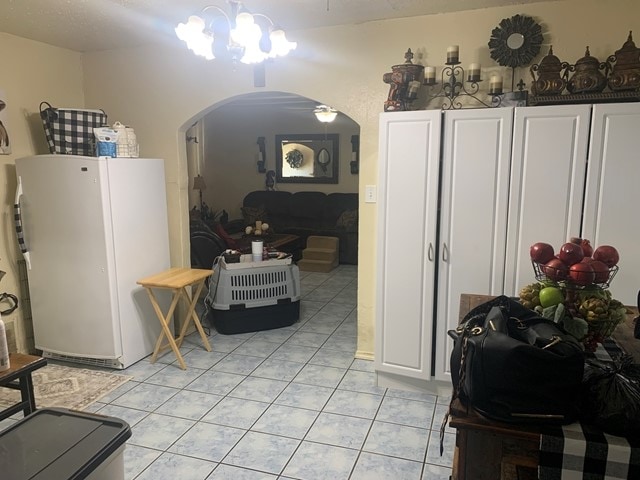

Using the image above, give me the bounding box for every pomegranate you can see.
[590,260,610,284]
[543,258,569,281]
[569,262,595,285]
[593,245,619,267]
[530,242,555,264]
[559,242,584,266]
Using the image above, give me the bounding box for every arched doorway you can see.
[185,91,360,268]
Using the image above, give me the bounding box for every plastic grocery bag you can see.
[580,355,640,437]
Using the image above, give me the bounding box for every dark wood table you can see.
[0,353,47,421]
[235,234,303,260]
[451,294,640,479]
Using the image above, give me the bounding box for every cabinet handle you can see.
[428,243,434,261]
[442,243,449,262]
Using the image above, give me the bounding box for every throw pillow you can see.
[242,205,268,226]
[336,209,358,229]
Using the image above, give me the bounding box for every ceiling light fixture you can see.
[314,105,338,123]
[175,1,297,64]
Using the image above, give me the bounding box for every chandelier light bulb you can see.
[269,29,297,57]
[175,15,215,60]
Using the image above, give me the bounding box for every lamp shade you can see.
[193,175,207,190]
[314,105,338,123]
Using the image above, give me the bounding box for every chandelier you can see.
[313,105,338,123]
[175,1,297,64]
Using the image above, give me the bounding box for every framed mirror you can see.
[276,133,339,184]
[488,14,543,68]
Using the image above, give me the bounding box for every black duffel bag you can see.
[449,295,585,424]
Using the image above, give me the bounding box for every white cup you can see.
[251,240,264,262]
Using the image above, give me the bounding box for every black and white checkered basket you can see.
[39,101,107,156]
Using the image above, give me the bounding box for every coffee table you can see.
[235,234,303,259]
[0,354,47,420]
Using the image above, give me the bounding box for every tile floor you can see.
[2,265,455,479]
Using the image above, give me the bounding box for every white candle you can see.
[489,75,503,94]
[425,66,436,84]
[447,45,459,64]
[468,63,481,82]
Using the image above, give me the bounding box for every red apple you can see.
[581,256,594,264]
[559,242,584,266]
[543,258,569,281]
[590,260,610,283]
[569,262,595,285]
[593,245,619,267]
[530,242,555,264]
[581,239,594,257]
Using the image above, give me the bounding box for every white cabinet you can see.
[582,103,640,306]
[504,105,591,298]
[505,103,640,306]
[376,108,513,390]
[376,102,640,392]
[375,110,441,386]
[433,109,514,381]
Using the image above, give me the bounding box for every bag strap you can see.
[39,101,53,114]
[440,322,477,455]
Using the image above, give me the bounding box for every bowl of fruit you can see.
[522,237,626,352]
[529,238,619,289]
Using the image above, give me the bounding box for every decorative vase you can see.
[567,47,607,94]
[530,46,568,96]
[608,31,640,92]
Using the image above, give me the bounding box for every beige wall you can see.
[201,106,359,219]
[0,33,85,352]
[1,0,638,356]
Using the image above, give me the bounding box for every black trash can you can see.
[0,407,131,479]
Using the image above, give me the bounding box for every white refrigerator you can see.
[15,155,171,369]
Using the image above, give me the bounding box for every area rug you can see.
[0,364,133,411]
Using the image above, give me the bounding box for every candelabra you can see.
[423,46,504,110]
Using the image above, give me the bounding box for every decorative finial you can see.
[404,48,414,64]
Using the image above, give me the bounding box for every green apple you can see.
[539,287,565,308]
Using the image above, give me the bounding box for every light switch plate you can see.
[365,185,377,203]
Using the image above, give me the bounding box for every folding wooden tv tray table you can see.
[137,267,212,370]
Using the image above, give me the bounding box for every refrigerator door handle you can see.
[14,177,31,270]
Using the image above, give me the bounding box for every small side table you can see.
[137,267,213,370]
[0,354,47,421]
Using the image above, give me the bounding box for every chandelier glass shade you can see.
[175,2,297,64]
[314,105,338,123]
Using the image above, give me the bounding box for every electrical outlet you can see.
[365,185,377,203]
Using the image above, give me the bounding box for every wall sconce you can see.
[193,174,207,210]
[256,136,266,173]
[350,135,359,175]
[423,45,505,109]
[314,105,338,123]
[175,1,297,64]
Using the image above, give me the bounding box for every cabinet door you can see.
[504,105,591,296]
[434,108,514,381]
[376,110,441,380]
[582,103,640,306]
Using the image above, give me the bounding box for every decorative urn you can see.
[383,49,425,111]
[530,46,568,96]
[608,31,640,92]
[567,47,607,94]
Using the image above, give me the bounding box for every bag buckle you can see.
[510,316,528,330]
[456,324,484,336]
[542,335,562,350]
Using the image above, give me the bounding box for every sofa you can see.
[240,191,358,264]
